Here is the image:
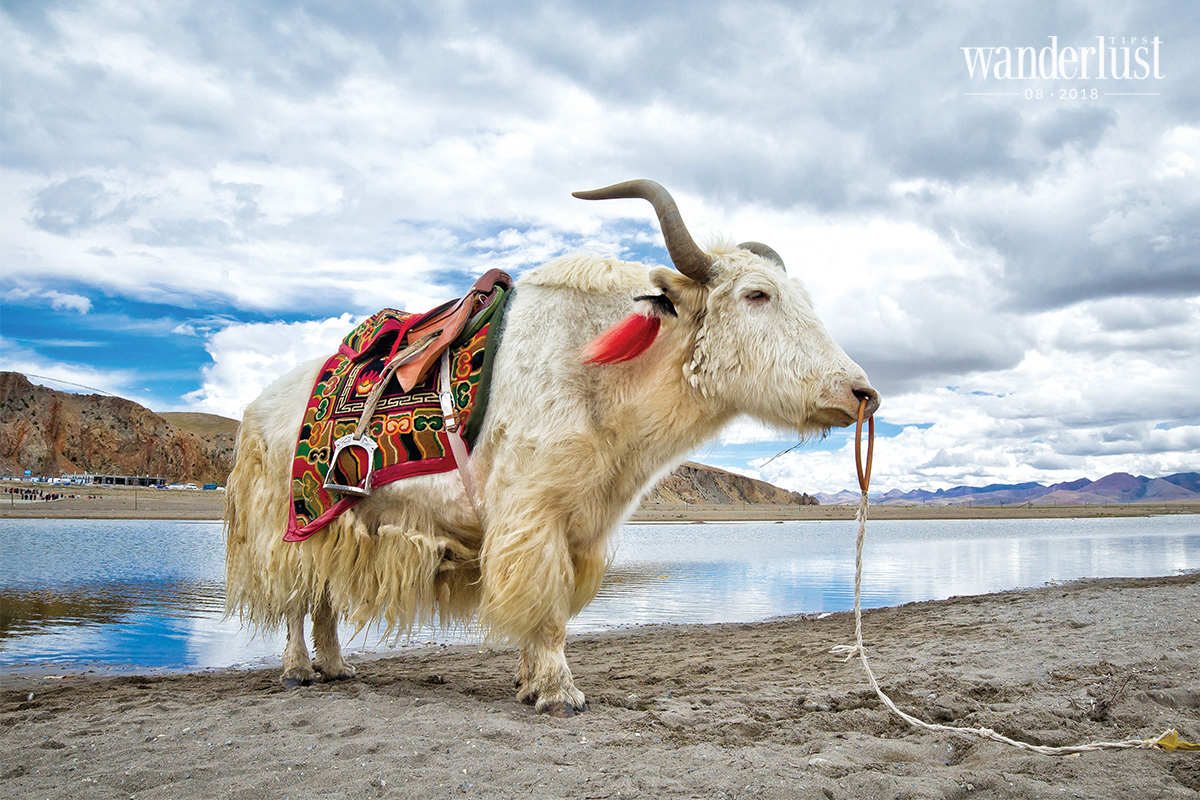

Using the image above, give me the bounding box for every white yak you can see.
[224,180,879,716]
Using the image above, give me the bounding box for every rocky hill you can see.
[0,373,810,505]
[645,461,816,505]
[816,471,1200,506]
[0,373,236,485]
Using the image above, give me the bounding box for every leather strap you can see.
[439,349,481,521]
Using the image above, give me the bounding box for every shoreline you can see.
[3,574,1197,798]
[2,572,1196,684]
[3,483,1198,521]
[631,501,1200,522]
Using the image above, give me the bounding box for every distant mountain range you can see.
[815,472,1200,506]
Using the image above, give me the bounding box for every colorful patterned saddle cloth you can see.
[286,271,512,541]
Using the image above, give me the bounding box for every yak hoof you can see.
[539,701,586,718]
[315,662,357,681]
[281,667,318,689]
[515,679,538,705]
[282,675,315,689]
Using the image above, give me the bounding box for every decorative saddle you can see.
[286,270,512,541]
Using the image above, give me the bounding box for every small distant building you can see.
[61,473,168,487]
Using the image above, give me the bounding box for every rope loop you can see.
[830,398,1185,755]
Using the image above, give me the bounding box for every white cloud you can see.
[0,336,135,396]
[5,288,92,314]
[2,0,1198,494]
[43,290,93,314]
[183,315,362,419]
[755,296,1200,494]
[208,163,345,226]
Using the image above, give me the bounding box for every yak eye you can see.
[745,290,770,304]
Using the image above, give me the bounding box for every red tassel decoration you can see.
[582,313,662,365]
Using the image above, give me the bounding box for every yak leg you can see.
[483,476,590,716]
[280,606,318,688]
[514,617,587,717]
[489,523,585,716]
[514,526,610,716]
[311,589,356,681]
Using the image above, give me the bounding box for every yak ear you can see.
[650,266,708,319]
[582,313,661,365]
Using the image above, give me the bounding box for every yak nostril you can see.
[852,386,880,416]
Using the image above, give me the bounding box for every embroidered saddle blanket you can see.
[286,270,512,541]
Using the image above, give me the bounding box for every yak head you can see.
[575,179,879,437]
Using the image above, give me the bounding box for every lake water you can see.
[2,515,1197,676]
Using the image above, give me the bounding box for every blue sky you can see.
[3,0,1199,494]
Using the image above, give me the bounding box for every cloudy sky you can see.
[3,0,1198,495]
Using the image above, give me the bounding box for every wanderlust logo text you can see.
[963,36,1164,80]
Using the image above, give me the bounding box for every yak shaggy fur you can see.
[225,242,876,716]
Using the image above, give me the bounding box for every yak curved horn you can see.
[738,241,785,272]
[573,179,715,285]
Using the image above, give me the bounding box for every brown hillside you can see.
[0,373,235,484]
[645,461,816,505]
[158,412,239,439]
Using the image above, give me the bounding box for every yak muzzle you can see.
[817,381,880,427]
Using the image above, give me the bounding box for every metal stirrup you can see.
[322,331,439,497]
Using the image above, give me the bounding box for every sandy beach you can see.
[2,573,1198,799]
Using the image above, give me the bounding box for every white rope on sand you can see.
[830,406,1184,755]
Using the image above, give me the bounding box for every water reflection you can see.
[0,582,201,637]
[1,516,1197,673]
[578,517,1200,631]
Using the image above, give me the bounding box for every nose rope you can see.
[829,398,1188,754]
[855,399,874,493]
